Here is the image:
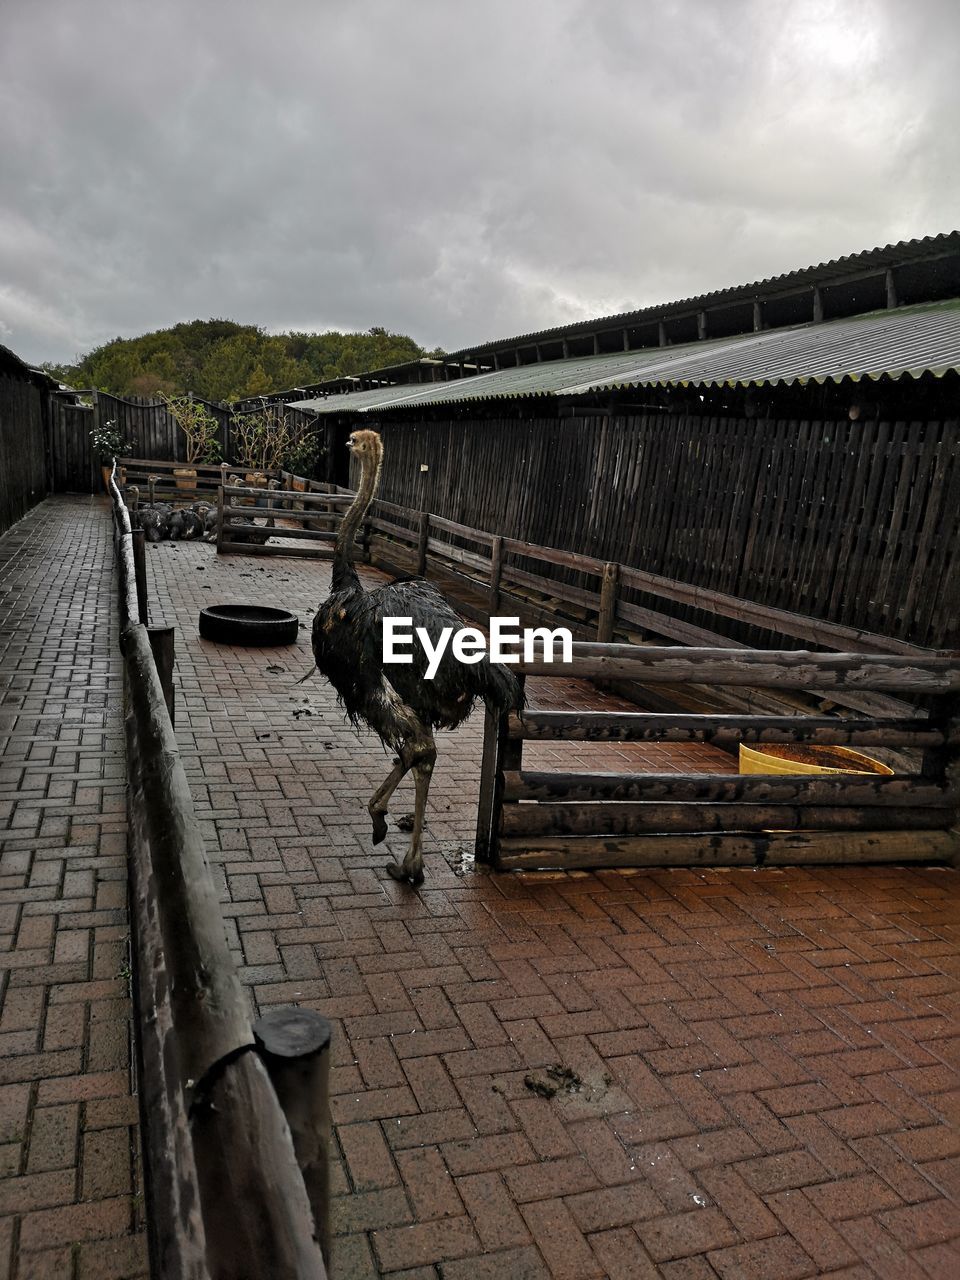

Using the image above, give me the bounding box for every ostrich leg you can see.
[386,737,436,887]
[368,753,411,844]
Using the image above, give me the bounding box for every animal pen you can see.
[111,446,960,875]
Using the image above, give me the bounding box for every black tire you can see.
[199,605,299,646]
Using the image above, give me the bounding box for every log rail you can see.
[108,464,329,1279]
[476,646,960,871]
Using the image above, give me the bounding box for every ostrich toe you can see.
[385,861,423,887]
[370,811,388,844]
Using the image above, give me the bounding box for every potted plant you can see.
[90,419,130,491]
[160,393,222,489]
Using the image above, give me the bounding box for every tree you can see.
[56,319,432,401]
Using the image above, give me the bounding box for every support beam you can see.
[886,267,899,309]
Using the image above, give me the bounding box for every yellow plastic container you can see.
[738,743,894,776]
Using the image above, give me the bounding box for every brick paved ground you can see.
[141,532,960,1279]
[6,501,956,1279]
[0,498,147,1280]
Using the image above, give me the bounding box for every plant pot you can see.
[240,472,269,506]
[738,743,894,776]
[101,465,114,493]
[173,467,197,491]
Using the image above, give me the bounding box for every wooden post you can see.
[753,300,764,332]
[658,321,668,348]
[253,1008,333,1270]
[148,625,175,728]
[148,475,156,506]
[489,535,504,614]
[813,286,824,323]
[697,310,707,341]
[886,268,899,309]
[132,529,148,625]
[216,484,225,554]
[475,709,504,864]
[416,511,429,576]
[597,562,620,642]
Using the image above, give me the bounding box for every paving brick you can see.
[18,1196,132,1250]
[338,1121,399,1191]
[454,1172,531,1250]
[441,1131,536,1177]
[877,1199,960,1249]
[765,1190,860,1271]
[804,1173,904,1221]
[565,1182,664,1232]
[735,1149,829,1194]
[588,1227,661,1279]
[638,1209,739,1262]
[520,1198,604,1279]
[696,1165,781,1238]
[439,1246,549,1280]
[372,1214,480,1271]
[707,1236,816,1280]
[395,1145,463,1220]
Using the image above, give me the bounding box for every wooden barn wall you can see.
[368,413,960,650]
[0,371,49,536]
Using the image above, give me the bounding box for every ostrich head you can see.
[348,429,383,466]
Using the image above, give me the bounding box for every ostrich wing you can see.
[313,577,522,731]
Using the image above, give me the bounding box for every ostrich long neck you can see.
[332,443,382,591]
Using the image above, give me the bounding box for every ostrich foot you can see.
[385,861,424,887]
[370,811,388,844]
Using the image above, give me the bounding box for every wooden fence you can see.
[201,470,960,869]
[217,481,347,556]
[368,413,960,649]
[475,646,960,871]
[0,366,49,536]
[99,392,336,480]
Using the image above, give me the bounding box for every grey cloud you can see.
[1,0,957,367]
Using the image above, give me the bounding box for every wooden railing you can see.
[217,481,347,555]
[120,457,272,507]
[475,646,960,871]
[108,464,330,1279]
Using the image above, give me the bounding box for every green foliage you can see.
[89,418,131,461]
[62,320,434,402]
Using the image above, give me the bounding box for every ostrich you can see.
[312,429,522,886]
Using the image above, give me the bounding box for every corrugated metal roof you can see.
[445,230,960,358]
[290,298,960,416]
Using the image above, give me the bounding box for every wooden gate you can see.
[47,398,95,492]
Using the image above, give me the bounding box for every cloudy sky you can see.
[1,0,957,366]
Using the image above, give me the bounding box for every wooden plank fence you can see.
[475,648,960,871]
[0,367,50,535]
[368,413,960,649]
